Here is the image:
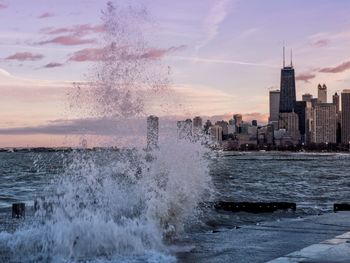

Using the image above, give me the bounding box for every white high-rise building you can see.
[209,125,223,145]
[318,84,327,103]
[269,90,280,123]
[302,93,313,102]
[312,103,336,143]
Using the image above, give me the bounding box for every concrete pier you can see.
[268,231,350,262]
[178,212,350,263]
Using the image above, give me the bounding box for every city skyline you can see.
[1,0,350,147]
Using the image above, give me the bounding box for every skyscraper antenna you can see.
[290,48,293,67]
[283,45,285,68]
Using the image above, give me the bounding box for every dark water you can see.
[211,151,350,213]
[1,151,349,212]
[1,150,350,262]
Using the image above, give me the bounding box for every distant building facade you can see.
[215,120,229,136]
[341,90,350,144]
[317,84,327,103]
[233,114,243,127]
[294,101,307,143]
[333,92,340,114]
[312,103,336,143]
[279,62,296,113]
[269,90,280,126]
[279,112,300,143]
[302,93,313,102]
[193,116,203,136]
[209,125,223,145]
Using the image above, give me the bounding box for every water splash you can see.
[0,2,211,262]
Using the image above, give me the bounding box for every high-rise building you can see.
[294,101,306,143]
[269,90,280,124]
[302,93,313,102]
[215,120,229,136]
[209,125,223,145]
[177,119,192,140]
[233,114,243,127]
[333,92,340,114]
[318,84,327,103]
[305,101,314,145]
[312,103,336,143]
[203,120,212,134]
[279,48,296,113]
[333,92,341,143]
[193,116,203,136]
[279,112,300,142]
[341,90,350,144]
[146,115,159,150]
[311,98,318,108]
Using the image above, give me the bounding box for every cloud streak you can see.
[38,35,96,46]
[68,47,105,62]
[0,112,269,136]
[169,55,277,68]
[5,52,44,61]
[38,12,55,19]
[197,0,232,51]
[319,61,350,73]
[0,118,146,136]
[41,24,105,36]
[140,45,187,59]
[296,72,316,83]
[311,39,330,47]
[43,62,64,68]
[68,45,187,62]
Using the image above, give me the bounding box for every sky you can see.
[0,0,350,147]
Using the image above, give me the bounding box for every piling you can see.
[215,201,296,213]
[12,203,25,218]
[334,203,350,212]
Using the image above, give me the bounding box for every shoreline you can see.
[0,147,350,154]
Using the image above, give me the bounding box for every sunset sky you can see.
[1,0,350,147]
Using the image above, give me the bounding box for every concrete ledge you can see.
[267,231,350,263]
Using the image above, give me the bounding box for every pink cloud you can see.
[5,52,44,61]
[68,47,105,62]
[68,45,186,63]
[312,39,330,47]
[140,45,187,59]
[0,3,7,9]
[43,62,64,68]
[38,35,96,46]
[38,12,55,19]
[319,61,350,73]
[296,73,316,83]
[41,24,105,36]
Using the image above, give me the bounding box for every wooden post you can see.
[12,203,25,218]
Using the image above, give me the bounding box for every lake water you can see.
[0,150,349,262]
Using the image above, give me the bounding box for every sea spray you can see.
[0,1,211,262]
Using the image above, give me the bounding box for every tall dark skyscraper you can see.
[341,90,350,144]
[294,101,306,143]
[279,48,296,113]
